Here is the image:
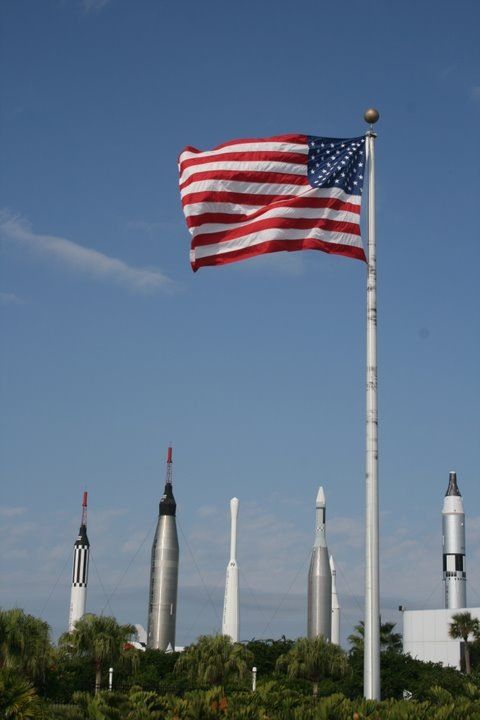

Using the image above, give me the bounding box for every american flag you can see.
[178,133,367,271]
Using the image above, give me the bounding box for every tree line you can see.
[2,607,480,719]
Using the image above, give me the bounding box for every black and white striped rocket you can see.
[68,491,90,632]
[442,471,467,609]
[147,446,179,650]
[307,486,332,640]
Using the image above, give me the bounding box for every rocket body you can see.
[307,486,332,640]
[68,492,90,632]
[330,554,340,645]
[442,472,466,609]
[147,447,179,650]
[222,497,239,642]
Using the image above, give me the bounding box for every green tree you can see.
[276,636,349,696]
[42,649,94,702]
[120,648,180,692]
[0,668,45,719]
[245,637,294,676]
[59,614,137,694]
[348,620,402,655]
[126,689,169,720]
[342,646,475,700]
[70,690,131,719]
[449,611,480,675]
[0,608,52,685]
[174,635,253,689]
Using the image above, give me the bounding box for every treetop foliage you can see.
[3,608,480,718]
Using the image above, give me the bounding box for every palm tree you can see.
[127,689,169,720]
[276,636,349,696]
[0,608,52,684]
[449,611,480,675]
[174,634,253,688]
[60,614,137,694]
[0,668,44,719]
[348,620,402,654]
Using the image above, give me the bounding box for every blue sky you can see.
[1,0,479,647]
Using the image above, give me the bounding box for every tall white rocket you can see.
[222,497,239,642]
[443,471,467,609]
[330,554,340,645]
[68,491,90,632]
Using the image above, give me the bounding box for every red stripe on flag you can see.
[191,238,366,271]
[180,169,309,191]
[179,150,308,173]
[208,134,308,151]
[180,134,308,159]
[191,217,361,248]
[182,191,298,207]
[185,196,361,228]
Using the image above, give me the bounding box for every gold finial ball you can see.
[364,108,380,124]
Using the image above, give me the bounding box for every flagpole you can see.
[363,107,380,700]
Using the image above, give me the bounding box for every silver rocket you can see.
[330,554,340,645]
[442,471,466,609]
[68,491,90,631]
[307,486,332,640]
[147,446,179,650]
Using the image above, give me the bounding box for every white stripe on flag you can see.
[179,141,308,162]
[193,226,363,259]
[181,179,308,199]
[190,206,361,237]
[182,184,361,205]
[183,202,264,217]
[180,160,307,183]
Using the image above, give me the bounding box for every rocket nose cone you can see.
[446,472,461,497]
[329,554,336,571]
[316,486,326,507]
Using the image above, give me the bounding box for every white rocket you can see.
[330,554,340,645]
[222,497,239,642]
[443,471,467,609]
[307,486,332,640]
[68,491,90,632]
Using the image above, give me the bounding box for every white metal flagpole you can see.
[363,107,380,700]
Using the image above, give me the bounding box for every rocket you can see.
[330,554,340,645]
[147,446,179,650]
[307,486,332,640]
[442,471,466,609]
[222,497,240,642]
[68,491,90,632]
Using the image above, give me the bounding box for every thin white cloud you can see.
[329,516,364,548]
[82,0,111,13]
[0,292,24,305]
[4,500,480,646]
[471,86,480,101]
[0,212,174,294]
[197,505,217,518]
[0,506,27,517]
[126,219,178,234]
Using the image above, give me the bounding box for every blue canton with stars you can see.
[307,136,366,196]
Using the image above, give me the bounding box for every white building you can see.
[403,607,480,669]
